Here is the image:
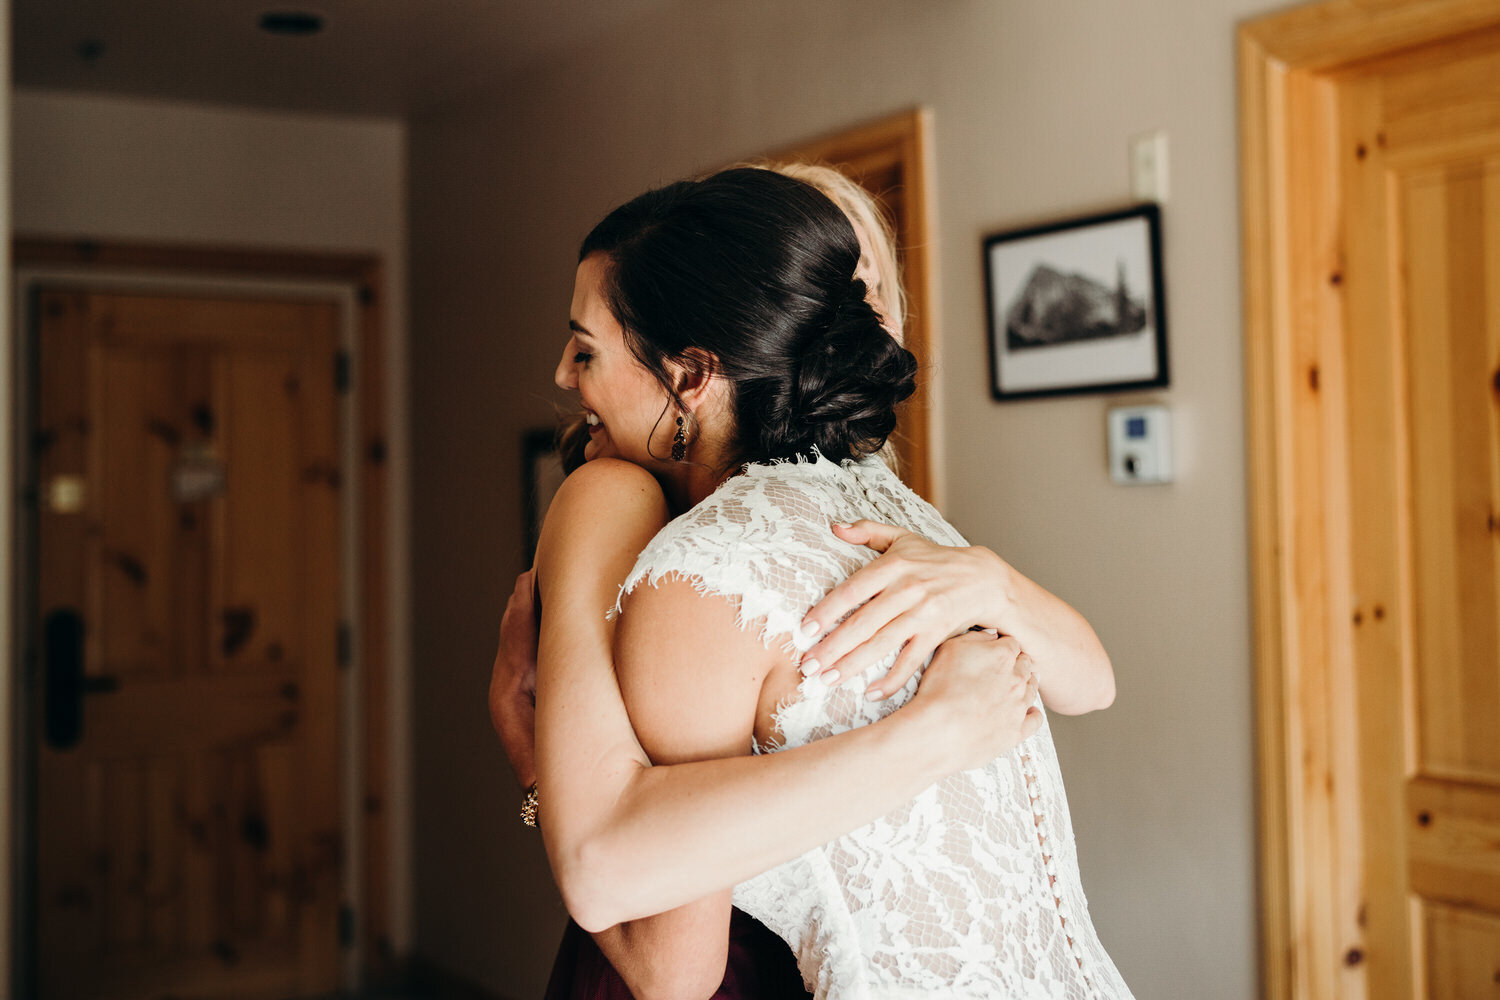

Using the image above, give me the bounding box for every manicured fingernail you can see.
[820,668,840,685]
[801,620,822,640]
[800,658,821,677]
[832,522,851,529]
[864,687,884,701]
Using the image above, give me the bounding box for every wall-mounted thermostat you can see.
[1108,405,1173,485]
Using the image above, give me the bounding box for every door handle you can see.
[43,608,117,750]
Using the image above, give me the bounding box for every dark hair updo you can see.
[579,167,916,467]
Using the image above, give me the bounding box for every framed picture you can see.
[522,428,567,561]
[983,204,1168,401]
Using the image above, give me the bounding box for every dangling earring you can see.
[671,415,687,462]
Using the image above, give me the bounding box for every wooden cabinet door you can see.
[1339,27,1500,1000]
[34,289,344,999]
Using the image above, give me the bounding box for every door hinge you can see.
[337,622,352,669]
[335,350,352,394]
[339,903,356,949]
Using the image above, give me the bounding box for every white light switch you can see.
[1130,131,1169,203]
[1108,405,1173,485]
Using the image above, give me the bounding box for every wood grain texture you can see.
[35,289,345,999]
[1240,36,1361,1000]
[1241,0,1500,70]
[17,239,395,984]
[1339,67,1413,1000]
[1240,2,1500,997]
[771,108,941,505]
[1417,901,1500,997]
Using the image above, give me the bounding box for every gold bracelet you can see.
[520,782,539,828]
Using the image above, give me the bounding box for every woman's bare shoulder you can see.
[560,456,660,492]
[552,459,664,514]
[539,459,669,560]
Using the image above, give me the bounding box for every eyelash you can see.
[573,351,592,364]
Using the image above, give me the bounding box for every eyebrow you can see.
[569,320,595,339]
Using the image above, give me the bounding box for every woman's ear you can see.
[672,348,719,410]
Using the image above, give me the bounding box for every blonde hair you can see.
[756,161,906,340]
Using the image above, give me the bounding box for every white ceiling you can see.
[12,0,681,117]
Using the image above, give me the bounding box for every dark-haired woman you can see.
[517,168,1130,999]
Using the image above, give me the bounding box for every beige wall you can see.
[9,88,414,966]
[410,0,1269,996]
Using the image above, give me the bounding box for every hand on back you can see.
[910,631,1042,772]
[489,568,541,788]
[800,520,1009,699]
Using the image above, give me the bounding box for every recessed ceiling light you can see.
[259,11,325,36]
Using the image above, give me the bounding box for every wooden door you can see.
[34,289,345,999]
[1340,29,1500,998]
[773,109,939,502]
[1241,3,1500,997]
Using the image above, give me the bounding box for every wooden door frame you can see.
[9,238,396,991]
[1238,3,1500,997]
[769,108,941,504]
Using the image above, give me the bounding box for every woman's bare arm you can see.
[529,460,1039,996]
[799,521,1114,713]
[530,459,716,999]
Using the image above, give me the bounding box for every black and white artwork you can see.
[984,204,1168,400]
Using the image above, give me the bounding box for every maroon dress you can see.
[543,908,811,999]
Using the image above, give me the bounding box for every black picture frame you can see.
[983,203,1168,401]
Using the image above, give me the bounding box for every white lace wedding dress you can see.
[616,454,1134,1000]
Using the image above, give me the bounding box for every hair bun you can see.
[756,280,917,463]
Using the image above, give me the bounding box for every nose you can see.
[554,345,577,391]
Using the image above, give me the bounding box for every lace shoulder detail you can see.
[612,454,961,655]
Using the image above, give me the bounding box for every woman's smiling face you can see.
[555,253,673,467]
